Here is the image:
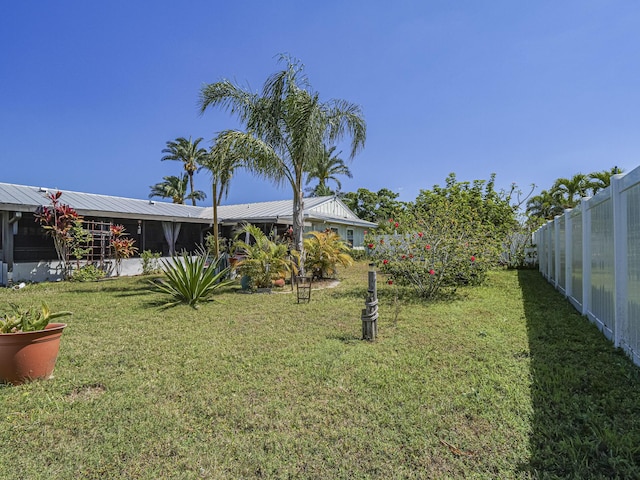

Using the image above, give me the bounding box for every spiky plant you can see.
[303,230,353,279]
[151,249,232,308]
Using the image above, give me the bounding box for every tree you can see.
[199,55,366,274]
[197,139,243,259]
[305,145,352,196]
[161,137,208,206]
[342,187,409,231]
[550,173,590,209]
[149,174,206,204]
[588,166,623,195]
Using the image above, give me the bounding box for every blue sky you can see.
[2,1,639,207]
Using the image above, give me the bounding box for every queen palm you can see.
[161,137,208,206]
[588,166,623,195]
[149,175,206,204]
[198,56,366,273]
[305,145,352,196]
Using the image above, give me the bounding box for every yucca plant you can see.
[151,249,232,308]
[304,230,353,279]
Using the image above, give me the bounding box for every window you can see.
[346,229,354,247]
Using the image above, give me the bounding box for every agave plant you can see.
[151,248,232,308]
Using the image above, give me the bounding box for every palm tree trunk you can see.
[189,172,196,206]
[292,186,305,276]
[212,181,220,259]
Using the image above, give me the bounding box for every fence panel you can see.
[534,166,640,365]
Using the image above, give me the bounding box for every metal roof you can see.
[0,183,206,223]
[0,183,377,228]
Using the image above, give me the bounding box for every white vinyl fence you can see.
[533,167,640,366]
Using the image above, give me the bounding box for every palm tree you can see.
[550,173,590,209]
[305,145,352,196]
[526,189,564,221]
[588,166,623,195]
[197,138,243,259]
[198,55,366,273]
[149,175,206,204]
[161,137,208,206]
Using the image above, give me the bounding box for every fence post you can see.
[565,209,573,299]
[362,263,379,341]
[581,197,591,317]
[611,174,627,349]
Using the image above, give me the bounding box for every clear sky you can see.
[2,1,639,207]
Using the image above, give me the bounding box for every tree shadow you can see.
[517,270,640,478]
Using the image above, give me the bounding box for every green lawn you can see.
[1,263,640,479]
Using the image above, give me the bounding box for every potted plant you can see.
[0,303,72,385]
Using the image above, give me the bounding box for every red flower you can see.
[367,243,374,249]
[425,244,431,250]
[401,255,406,259]
[429,269,435,275]
[471,256,476,262]
[417,232,423,238]
[383,259,389,265]
[363,230,368,235]
[409,254,414,259]
[387,280,393,285]
[389,218,394,223]
[394,222,399,228]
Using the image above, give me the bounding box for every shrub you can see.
[151,249,232,308]
[70,264,106,282]
[303,230,353,279]
[233,224,296,289]
[141,250,162,275]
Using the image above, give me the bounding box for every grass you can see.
[1,263,640,478]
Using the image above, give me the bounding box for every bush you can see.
[141,250,162,275]
[233,224,296,289]
[70,264,106,282]
[304,230,353,279]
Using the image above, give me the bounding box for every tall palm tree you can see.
[197,138,243,259]
[305,145,352,196]
[198,55,366,273]
[161,137,208,206]
[149,175,206,204]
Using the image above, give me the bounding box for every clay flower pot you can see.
[0,323,67,385]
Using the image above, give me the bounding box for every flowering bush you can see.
[367,215,494,298]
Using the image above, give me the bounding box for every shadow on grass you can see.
[517,269,640,478]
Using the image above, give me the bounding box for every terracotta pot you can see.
[0,323,67,385]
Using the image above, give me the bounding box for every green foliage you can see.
[160,136,209,206]
[199,54,366,271]
[70,264,106,282]
[149,174,206,204]
[233,224,296,289]
[527,167,623,221]
[140,250,162,275]
[0,303,72,333]
[365,174,517,298]
[342,187,409,231]
[303,230,353,279]
[151,250,232,308]
[305,145,351,196]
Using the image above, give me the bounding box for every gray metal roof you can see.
[0,182,378,228]
[0,182,206,223]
